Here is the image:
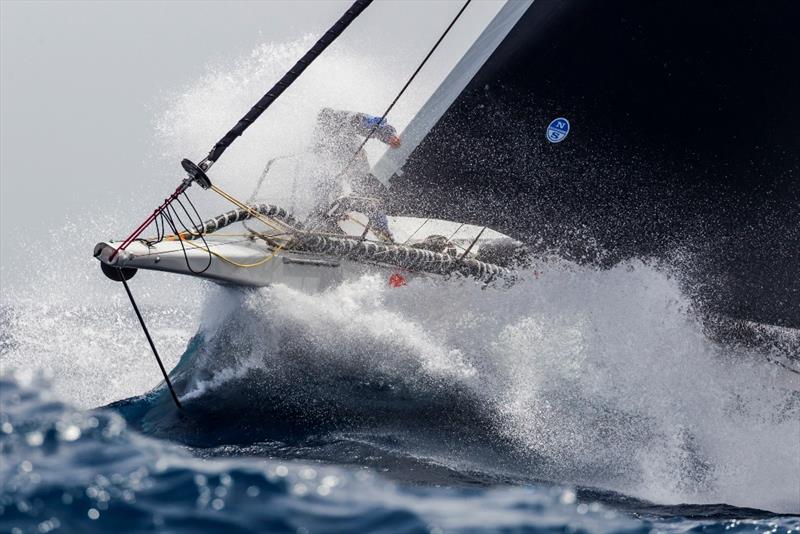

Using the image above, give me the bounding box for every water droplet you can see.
[87,508,100,520]
[246,485,260,497]
[211,498,224,511]
[320,475,339,487]
[1,422,13,434]
[60,425,81,442]
[36,517,60,533]
[275,465,289,477]
[25,432,44,447]
[559,489,576,504]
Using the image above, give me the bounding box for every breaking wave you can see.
[5,257,797,514]
[115,259,800,514]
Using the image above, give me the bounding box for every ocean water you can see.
[2,38,800,533]
[2,262,799,533]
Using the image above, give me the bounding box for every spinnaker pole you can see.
[182,0,374,188]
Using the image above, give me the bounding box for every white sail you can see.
[371,0,534,185]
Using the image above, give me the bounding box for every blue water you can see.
[2,264,799,533]
[2,374,797,534]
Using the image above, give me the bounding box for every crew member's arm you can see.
[352,112,401,149]
[317,108,401,148]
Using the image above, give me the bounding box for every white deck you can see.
[95,214,513,291]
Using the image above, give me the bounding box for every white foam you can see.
[166,259,798,513]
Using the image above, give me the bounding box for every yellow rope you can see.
[162,232,256,241]
[339,213,393,243]
[182,238,289,268]
[141,182,299,268]
[210,184,293,234]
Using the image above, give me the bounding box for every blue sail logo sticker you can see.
[546,117,570,143]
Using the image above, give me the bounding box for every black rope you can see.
[138,190,214,274]
[202,0,374,169]
[120,273,183,410]
[161,200,213,274]
[336,0,472,180]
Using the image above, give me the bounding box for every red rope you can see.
[109,181,191,261]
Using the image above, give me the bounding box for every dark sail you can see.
[387,0,800,327]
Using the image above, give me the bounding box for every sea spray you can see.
[93,258,798,514]
[2,34,798,520]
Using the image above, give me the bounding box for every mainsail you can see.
[379,0,800,328]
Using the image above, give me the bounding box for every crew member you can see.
[310,107,401,239]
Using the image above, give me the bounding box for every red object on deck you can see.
[389,273,407,287]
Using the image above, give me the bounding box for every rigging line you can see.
[214,0,472,237]
[119,274,183,411]
[111,180,193,260]
[172,193,216,251]
[158,232,292,241]
[336,212,393,242]
[182,238,288,269]
[210,185,294,234]
[402,218,431,245]
[173,196,215,271]
[446,223,465,242]
[177,191,206,234]
[161,204,213,274]
[200,0,374,169]
[171,197,204,238]
[457,226,486,261]
[247,153,301,203]
[167,202,213,272]
[335,0,472,181]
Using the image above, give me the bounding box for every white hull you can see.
[94,213,516,291]
[94,238,401,292]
